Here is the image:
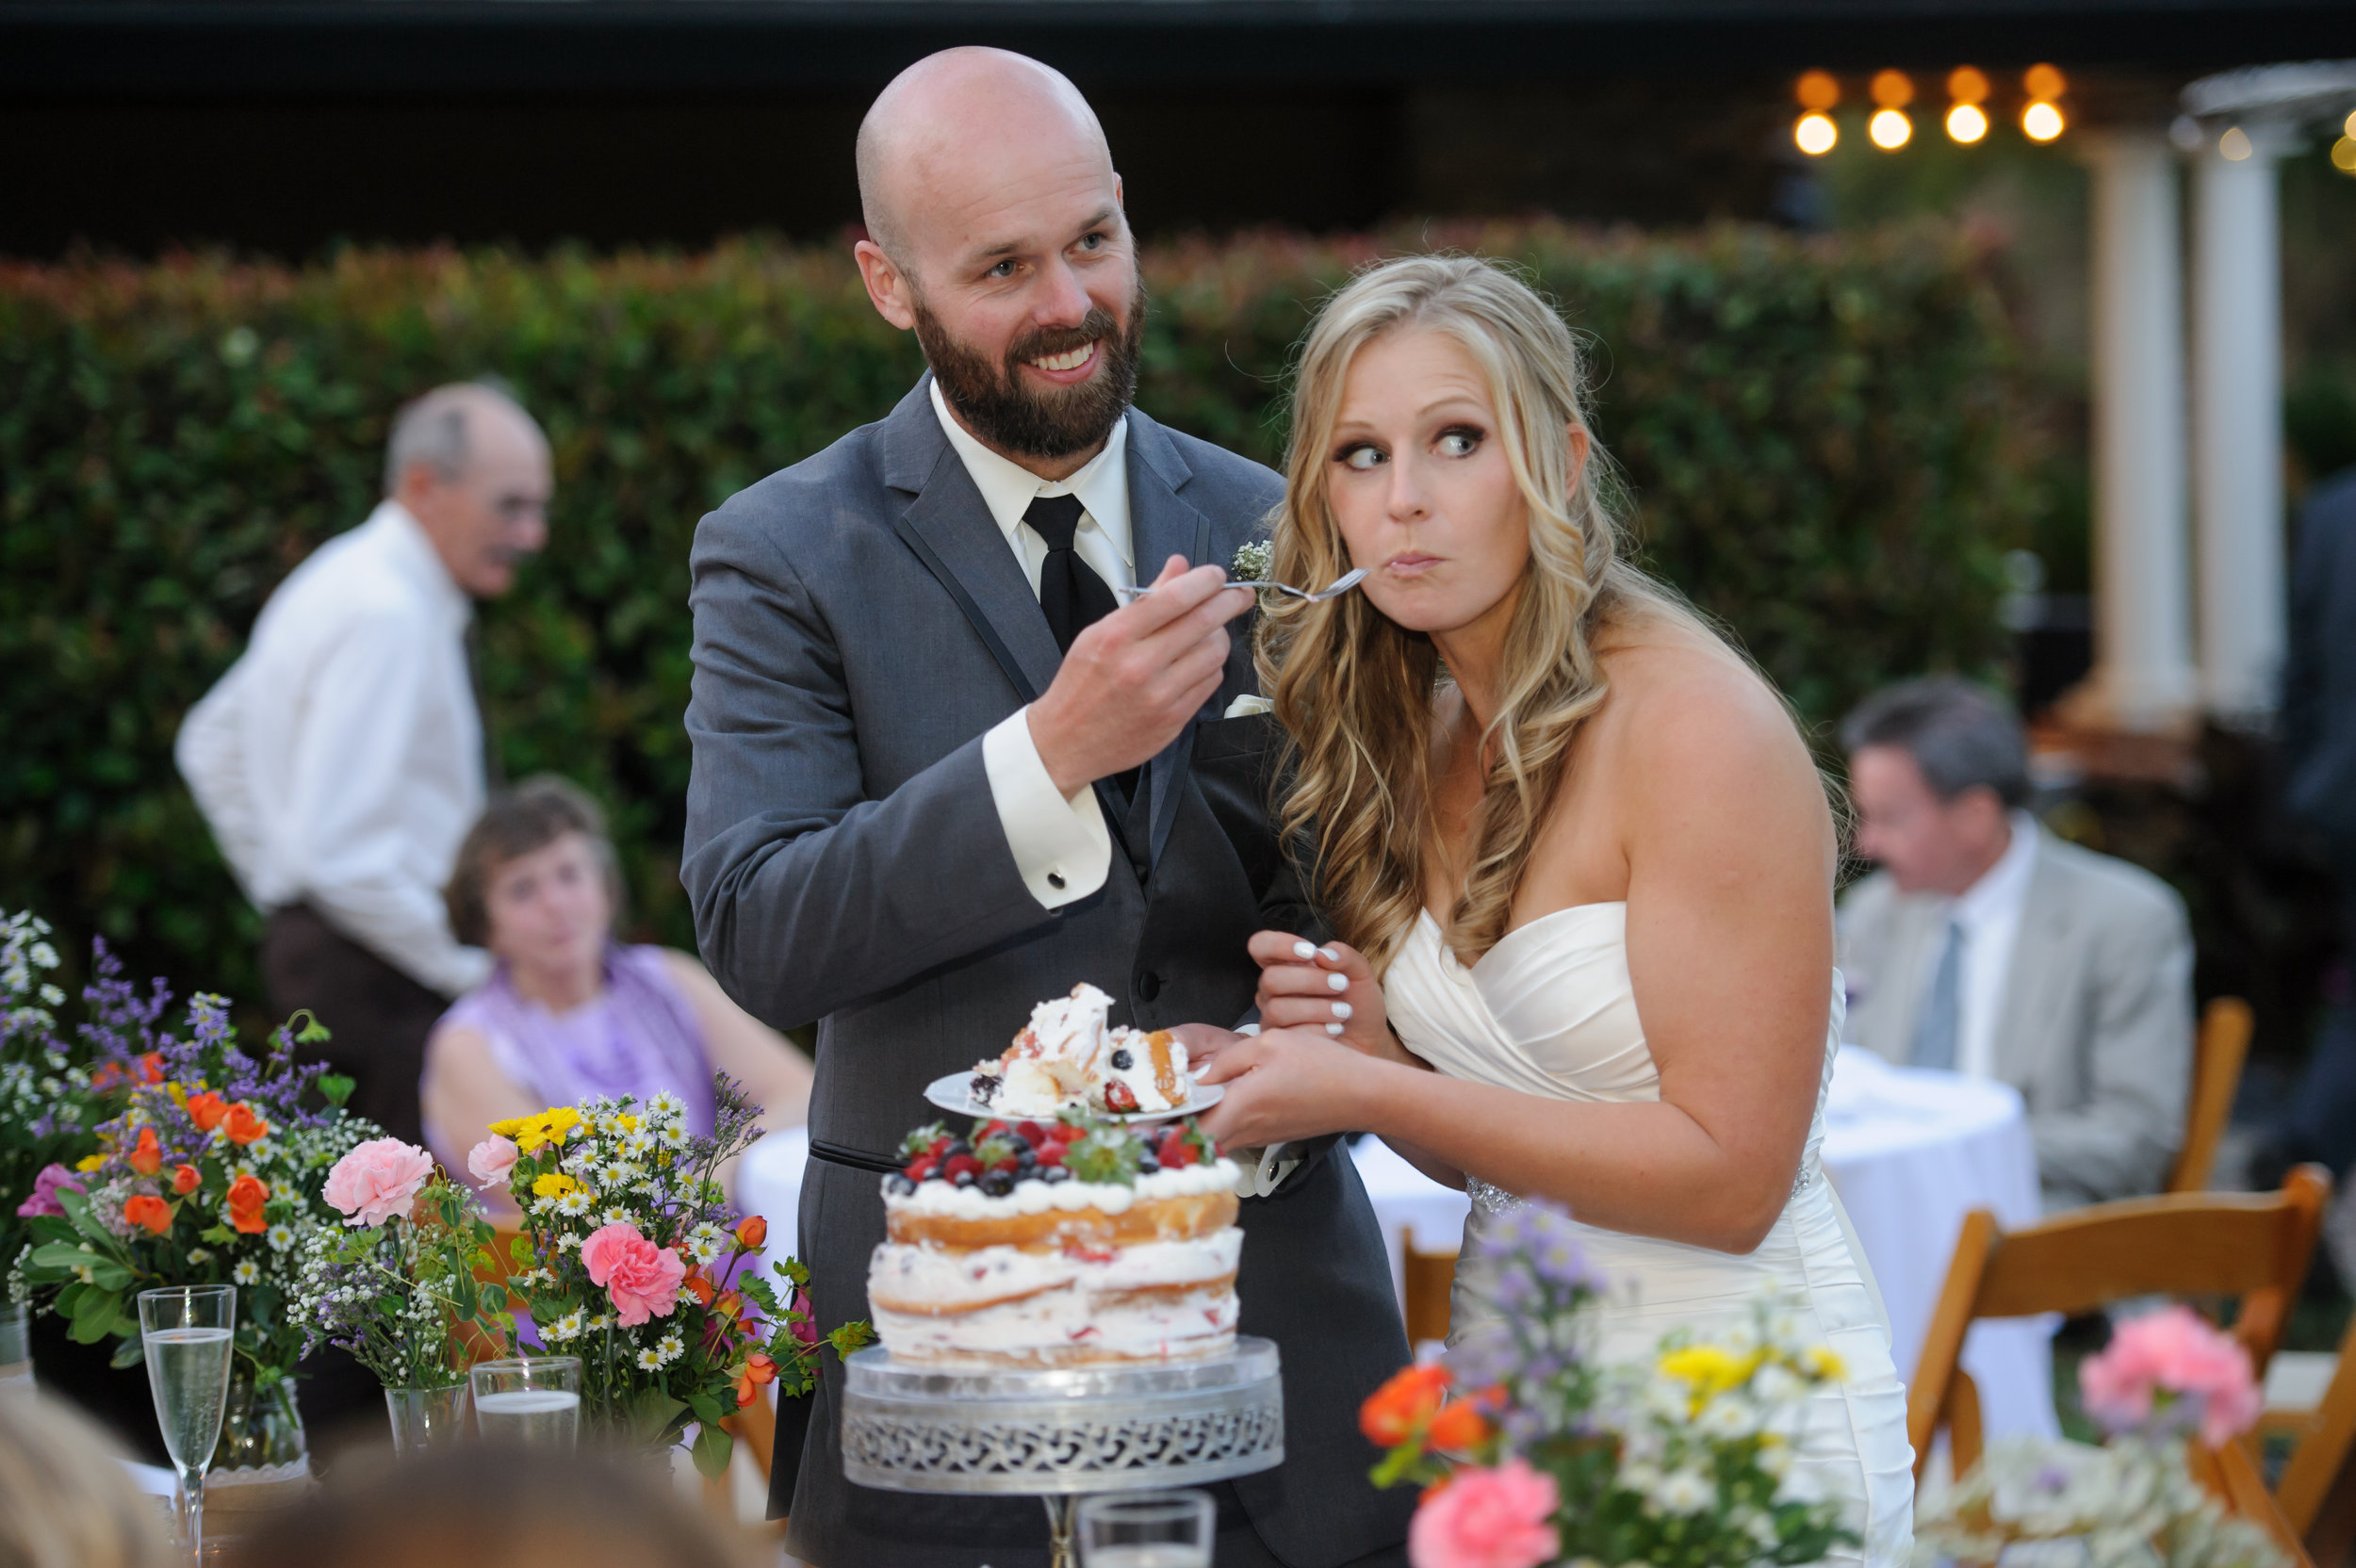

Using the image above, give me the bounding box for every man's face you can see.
[401,409,551,597]
[858,105,1144,462]
[1848,745,2007,895]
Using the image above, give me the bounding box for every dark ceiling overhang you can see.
[4,0,2353,100]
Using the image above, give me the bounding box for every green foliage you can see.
[0,223,2031,995]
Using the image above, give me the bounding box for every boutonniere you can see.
[1223,694,1273,719]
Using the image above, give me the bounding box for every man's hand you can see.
[1027,556,1253,797]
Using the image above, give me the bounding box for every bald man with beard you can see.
[681,47,1415,1568]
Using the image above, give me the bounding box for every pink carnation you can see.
[15,1162,82,1218]
[581,1222,686,1328]
[466,1135,519,1187]
[2079,1304,2261,1447]
[322,1138,437,1228]
[1408,1459,1561,1568]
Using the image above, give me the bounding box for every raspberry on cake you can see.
[869,1112,1242,1367]
[967,984,1193,1117]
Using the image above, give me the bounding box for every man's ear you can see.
[855,239,918,332]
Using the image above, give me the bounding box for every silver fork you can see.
[1116,567,1368,603]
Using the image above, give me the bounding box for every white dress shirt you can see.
[1944,810,2041,1081]
[175,501,495,998]
[931,380,1125,909]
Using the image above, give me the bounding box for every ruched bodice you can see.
[1383,903,1913,1567]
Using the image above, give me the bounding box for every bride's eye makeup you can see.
[1334,441,1387,471]
[1435,425,1486,457]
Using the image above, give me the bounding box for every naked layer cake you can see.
[867,1112,1243,1367]
[968,982,1192,1118]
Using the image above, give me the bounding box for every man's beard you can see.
[914,277,1148,461]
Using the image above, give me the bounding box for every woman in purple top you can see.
[419,777,811,1215]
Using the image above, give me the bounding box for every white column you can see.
[2067,131,2198,732]
[2191,128,2287,722]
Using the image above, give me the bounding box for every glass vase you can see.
[202,1368,312,1537]
[385,1383,470,1457]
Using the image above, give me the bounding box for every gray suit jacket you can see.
[684,379,1413,1568]
[1837,827,2194,1209]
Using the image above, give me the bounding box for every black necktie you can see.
[1023,493,1136,808]
[1025,494,1120,655]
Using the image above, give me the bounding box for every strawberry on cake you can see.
[867,1112,1242,1367]
[968,983,1192,1117]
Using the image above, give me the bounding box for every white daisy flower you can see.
[586,1315,610,1334]
[648,1090,683,1120]
[621,1131,652,1159]
[636,1348,664,1371]
[600,1207,635,1228]
[266,1224,295,1251]
[1652,1469,1715,1515]
[658,1333,684,1364]
[233,1260,260,1284]
[187,1248,213,1266]
[658,1124,689,1150]
[548,1311,584,1342]
[556,1192,592,1217]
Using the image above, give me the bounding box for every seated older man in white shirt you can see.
[176,383,550,1145]
[1836,677,2194,1210]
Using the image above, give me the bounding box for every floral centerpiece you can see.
[15,989,376,1476]
[289,1136,513,1434]
[1360,1201,1855,1568]
[5,916,155,1296]
[1913,1305,2286,1568]
[475,1080,871,1478]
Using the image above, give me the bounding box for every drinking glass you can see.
[139,1285,237,1567]
[469,1356,581,1448]
[0,1299,32,1395]
[1077,1490,1217,1568]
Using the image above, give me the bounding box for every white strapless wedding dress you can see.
[1384,904,1915,1567]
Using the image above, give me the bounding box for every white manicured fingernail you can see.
[1325,1022,1345,1037]
[1293,941,1317,960]
[1319,947,1340,964]
[1327,972,1349,992]
[1332,1001,1352,1020]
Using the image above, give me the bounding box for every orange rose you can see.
[734,1352,777,1408]
[139,1052,165,1085]
[682,1268,715,1307]
[226,1173,269,1234]
[1426,1400,1492,1451]
[126,1126,163,1176]
[1360,1363,1452,1446]
[123,1195,172,1235]
[223,1103,269,1145]
[736,1215,768,1250]
[186,1092,229,1133]
[172,1164,201,1196]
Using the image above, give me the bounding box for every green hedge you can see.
[0,221,2034,1004]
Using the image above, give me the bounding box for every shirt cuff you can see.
[982,708,1111,910]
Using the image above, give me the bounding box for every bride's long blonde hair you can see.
[1255,254,1716,972]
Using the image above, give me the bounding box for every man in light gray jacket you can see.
[1837,678,2194,1210]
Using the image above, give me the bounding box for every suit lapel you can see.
[1989,832,2067,1091]
[1125,411,1215,869]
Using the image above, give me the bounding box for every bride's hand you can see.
[1249,932,1399,1061]
[1195,1025,1381,1151]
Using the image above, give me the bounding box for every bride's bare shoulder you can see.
[1589,612,1826,821]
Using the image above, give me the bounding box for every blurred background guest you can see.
[0,1388,174,1568]
[175,381,552,1146]
[2250,464,2356,1191]
[418,776,811,1210]
[227,1440,758,1568]
[1838,677,2194,1210]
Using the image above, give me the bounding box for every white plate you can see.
[921,1070,1224,1125]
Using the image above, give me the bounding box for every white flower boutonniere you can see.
[1223,694,1273,719]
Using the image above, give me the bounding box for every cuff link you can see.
[1047,871,1066,890]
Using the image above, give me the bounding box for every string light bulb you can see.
[2023,63,2067,101]
[2219,126,2253,161]
[1869,107,1913,150]
[1946,104,1988,142]
[1795,71,1841,112]
[1792,71,1840,156]
[2022,100,2066,142]
[2332,136,2356,175]
[1795,113,1839,155]
[1870,70,1914,108]
[1947,66,1990,104]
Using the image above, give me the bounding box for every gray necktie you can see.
[1910,918,1964,1072]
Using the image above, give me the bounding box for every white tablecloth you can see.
[736,1126,811,1293]
[1348,1049,2060,1439]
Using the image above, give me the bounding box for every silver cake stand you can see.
[840,1337,1284,1567]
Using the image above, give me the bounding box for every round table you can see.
[1347,1047,2060,1442]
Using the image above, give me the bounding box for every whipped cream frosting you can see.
[880,1158,1240,1218]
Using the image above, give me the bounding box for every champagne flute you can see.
[139,1284,237,1566]
[469,1355,581,1448]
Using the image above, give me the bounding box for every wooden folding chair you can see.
[2168,997,2254,1193]
[2272,1310,2356,1568]
[1907,1165,2332,1483]
[1402,1227,1457,1348]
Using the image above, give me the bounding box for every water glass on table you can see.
[469,1356,581,1449]
[139,1284,237,1567]
[0,1299,32,1395]
[1077,1490,1217,1567]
